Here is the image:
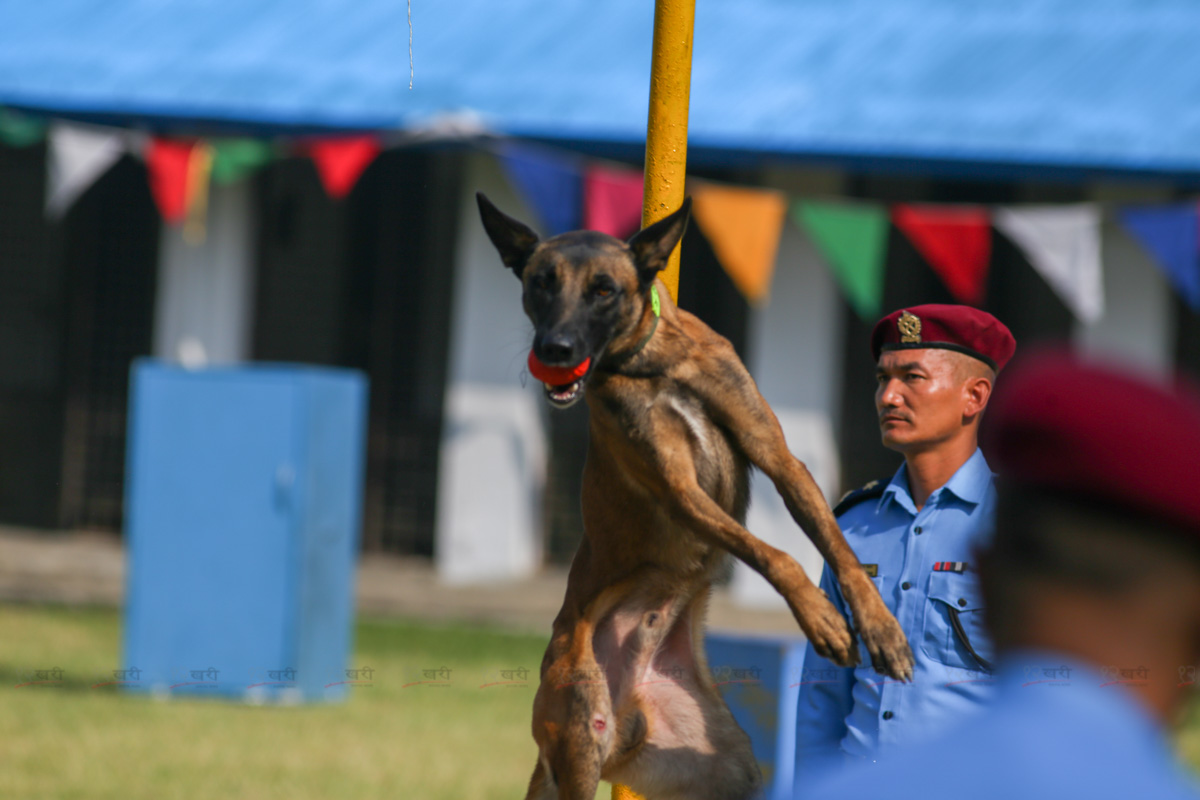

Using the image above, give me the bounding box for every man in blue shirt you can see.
[795,304,1016,779]
[805,351,1200,800]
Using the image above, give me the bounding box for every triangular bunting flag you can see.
[994,204,1104,322]
[497,142,582,236]
[45,123,126,218]
[792,200,889,321]
[304,135,381,200]
[1116,203,1200,312]
[584,164,643,238]
[691,183,787,304]
[210,138,275,185]
[146,138,196,225]
[892,204,992,306]
[183,143,215,245]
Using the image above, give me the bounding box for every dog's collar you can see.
[599,285,660,371]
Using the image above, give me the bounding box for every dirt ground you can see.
[0,526,801,636]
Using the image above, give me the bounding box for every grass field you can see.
[1,603,1197,799]
[0,604,559,800]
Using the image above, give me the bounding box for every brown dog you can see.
[477,193,913,800]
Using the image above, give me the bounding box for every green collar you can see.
[603,285,660,370]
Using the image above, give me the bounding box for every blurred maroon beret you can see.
[983,349,1200,537]
[872,304,1016,372]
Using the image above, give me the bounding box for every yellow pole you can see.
[615,5,695,800]
[641,0,696,304]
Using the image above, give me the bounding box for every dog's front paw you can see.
[794,591,858,668]
[857,611,914,682]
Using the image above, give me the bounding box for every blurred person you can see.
[795,305,1016,780]
[804,350,1200,800]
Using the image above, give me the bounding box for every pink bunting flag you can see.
[304,135,382,199]
[892,204,992,305]
[584,164,644,238]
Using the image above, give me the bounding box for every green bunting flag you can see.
[791,200,889,321]
[209,138,276,185]
[0,109,47,148]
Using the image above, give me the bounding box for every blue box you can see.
[706,630,807,800]
[122,361,368,702]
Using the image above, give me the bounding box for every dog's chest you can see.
[665,395,746,510]
[664,394,715,462]
[593,387,745,511]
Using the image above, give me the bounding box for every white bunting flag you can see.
[993,204,1104,323]
[45,123,128,218]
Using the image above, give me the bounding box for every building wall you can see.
[734,214,846,607]
[154,182,256,365]
[252,150,461,556]
[0,143,158,531]
[435,152,545,583]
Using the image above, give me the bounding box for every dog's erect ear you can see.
[627,197,691,285]
[476,192,540,279]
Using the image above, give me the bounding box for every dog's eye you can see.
[591,283,615,299]
[530,272,555,292]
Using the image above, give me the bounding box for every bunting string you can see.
[6,108,1200,319]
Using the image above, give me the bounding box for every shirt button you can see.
[901,581,912,590]
[958,598,967,607]
[914,526,923,534]
[882,711,894,720]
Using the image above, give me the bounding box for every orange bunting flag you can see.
[891,204,992,305]
[304,135,382,199]
[183,142,215,245]
[690,183,787,304]
[584,164,644,238]
[146,138,197,225]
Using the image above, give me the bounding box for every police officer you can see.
[804,350,1200,800]
[795,304,1016,778]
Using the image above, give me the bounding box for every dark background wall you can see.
[253,148,461,555]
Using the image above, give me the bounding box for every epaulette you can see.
[833,479,887,517]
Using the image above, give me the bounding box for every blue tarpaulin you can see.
[4,0,1200,177]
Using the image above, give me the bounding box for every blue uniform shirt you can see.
[795,448,997,781]
[804,651,1200,800]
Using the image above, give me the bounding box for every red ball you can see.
[527,350,591,385]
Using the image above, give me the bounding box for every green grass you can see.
[0,604,560,800]
[0,603,1196,799]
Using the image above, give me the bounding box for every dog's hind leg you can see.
[524,759,556,800]
[527,577,655,800]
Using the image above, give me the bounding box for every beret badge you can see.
[897,311,922,344]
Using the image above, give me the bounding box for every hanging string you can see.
[408,0,414,89]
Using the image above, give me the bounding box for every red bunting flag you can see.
[892,204,992,305]
[304,135,382,199]
[584,164,644,238]
[146,138,196,225]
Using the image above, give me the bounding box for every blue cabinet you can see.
[122,361,367,702]
[706,630,807,800]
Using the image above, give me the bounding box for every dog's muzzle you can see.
[528,351,591,409]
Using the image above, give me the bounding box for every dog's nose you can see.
[539,335,576,365]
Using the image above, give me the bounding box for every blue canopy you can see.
[4,0,1200,178]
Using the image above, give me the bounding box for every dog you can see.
[477,193,914,800]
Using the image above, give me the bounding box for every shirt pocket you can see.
[921,571,994,671]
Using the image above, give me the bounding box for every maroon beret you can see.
[871,304,1016,372]
[983,350,1200,537]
